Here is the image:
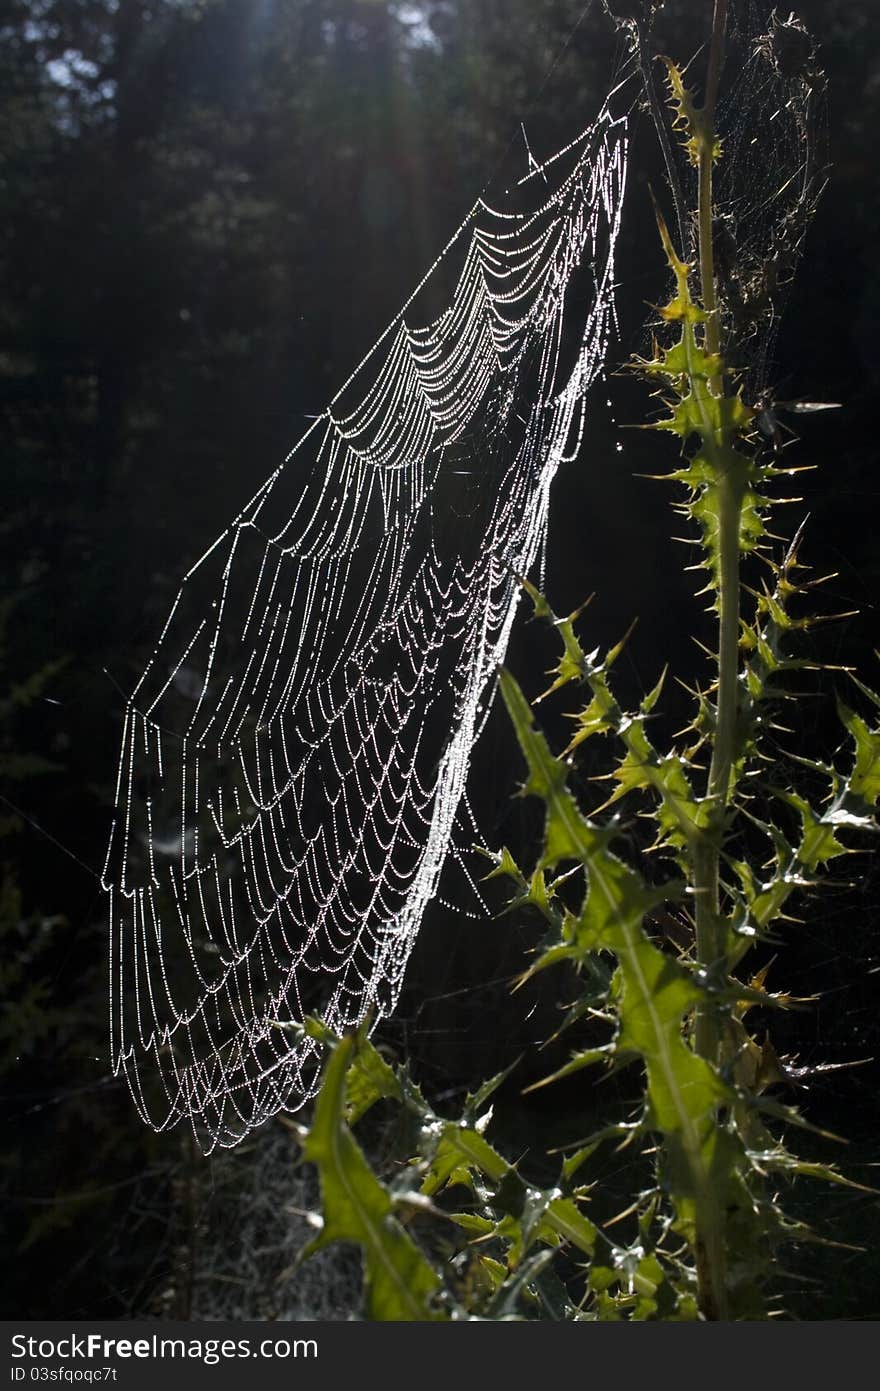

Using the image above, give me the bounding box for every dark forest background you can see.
[2,0,879,1320]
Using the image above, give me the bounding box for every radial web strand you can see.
[103,103,627,1150]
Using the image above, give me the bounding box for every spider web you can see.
[714,2,828,397]
[103,99,628,1149]
[628,0,828,398]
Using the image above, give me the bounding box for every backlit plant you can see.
[290,2,879,1320]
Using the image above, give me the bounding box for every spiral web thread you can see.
[103,102,627,1150]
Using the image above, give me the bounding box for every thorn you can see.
[565,593,595,624]
[673,675,700,698]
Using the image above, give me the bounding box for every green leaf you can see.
[499,667,594,869]
[420,1121,597,1265]
[301,1035,445,1321]
[461,1058,522,1126]
[344,1036,403,1125]
[560,1122,640,1182]
[485,1249,556,1319]
[420,1123,508,1197]
[839,702,880,808]
[501,661,743,1261]
[782,791,846,871]
[478,844,524,882]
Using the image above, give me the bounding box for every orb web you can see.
[103,102,628,1149]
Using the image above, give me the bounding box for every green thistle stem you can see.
[692,0,734,1322]
[693,0,734,1057]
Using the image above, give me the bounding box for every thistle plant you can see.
[290,5,879,1320]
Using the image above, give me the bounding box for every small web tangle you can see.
[103,98,629,1150]
[626,0,827,399]
[713,1,828,397]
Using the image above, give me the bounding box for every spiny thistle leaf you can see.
[419,1121,598,1266]
[343,1035,403,1125]
[524,1045,615,1092]
[510,591,706,852]
[838,700,880,811]
[660,57,721,166]
[419,1124,509,1196]
[497,660,759,1268]
[637,207,762,604]
[300,1034,445,1321]
[780,790,846,871]
[484,1248,556,1318]
[498,666,598,869]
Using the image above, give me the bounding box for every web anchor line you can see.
[104,104,629,1151]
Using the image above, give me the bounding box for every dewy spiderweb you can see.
[713,1,828,398]
[104,101,627,1150]
[627,0,828,400]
